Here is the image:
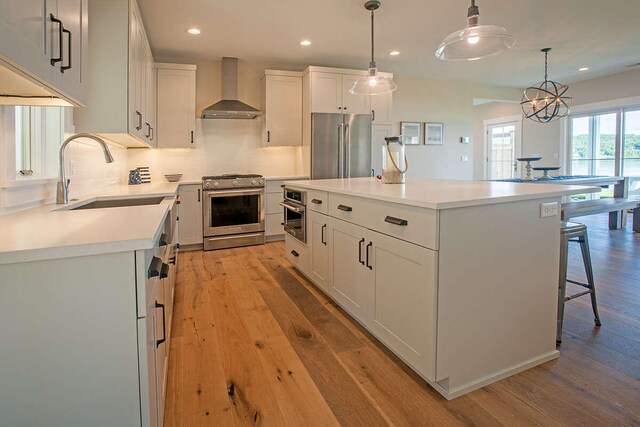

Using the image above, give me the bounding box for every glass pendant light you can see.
[521,48,573,123]
[350,0,397,96]
[435,0,515,61]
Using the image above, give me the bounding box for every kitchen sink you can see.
[68,197,165,210]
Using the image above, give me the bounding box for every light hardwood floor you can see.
[164,214,640,426]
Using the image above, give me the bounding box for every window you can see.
[622,109,640,197]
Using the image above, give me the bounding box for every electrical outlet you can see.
[461,155,469,162]
[540,202,559,218]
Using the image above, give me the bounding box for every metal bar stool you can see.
[557,221,601,343]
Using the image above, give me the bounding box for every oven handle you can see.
[206,188,264,197]
[280,201,305,213]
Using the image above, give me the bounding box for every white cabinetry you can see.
[308,210,330,292]
[262,71,302,146]
[178,184,203,247]
[73,0,156,148]
[370,91,392,124]
[156,64,197,148]
[0,0,88,105]
[309,71,370,114]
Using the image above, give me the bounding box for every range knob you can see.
[258,179,264,185]
[204,181,211,188]
[232,180,239,186]
[213,181,219,187]
[251,180,257,185]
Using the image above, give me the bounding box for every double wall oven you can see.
[202,174,265,250]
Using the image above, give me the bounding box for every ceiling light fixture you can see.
[521,48,573,123]
[187,28,201,35]
[350,0,397,96]
[435,0,515,61]
[578,67,589,71]
[300,40,311,46]
[389,50,400,56]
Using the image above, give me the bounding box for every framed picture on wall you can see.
[400,122,422,145]
[425,122,444,145]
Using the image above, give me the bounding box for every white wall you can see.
[127,60,303,182]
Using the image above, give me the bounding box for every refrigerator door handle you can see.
[338,124,344,178]
[345,124,351,178]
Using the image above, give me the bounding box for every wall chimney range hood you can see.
[201,57,262,119]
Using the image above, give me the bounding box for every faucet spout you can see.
[57,133,114,204]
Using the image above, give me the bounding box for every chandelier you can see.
[521,48,573,123]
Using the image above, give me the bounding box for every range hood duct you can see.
[201,57,262,119]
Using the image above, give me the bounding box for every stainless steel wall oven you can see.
[281,188,306,243]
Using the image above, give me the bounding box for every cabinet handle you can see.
[281,184,285,188]
[197,189,201,202]
[384,216,408,226]
[291,250,300,257]
[358,238,365,265]
[338,107,342,110]
[160,263,170,279]
[150,127,154,141]
[50,14,63,66]
[267,130,270,143]
[155,301,166,347]
[148,256,162,279]
[371,109,375,122]
[169,256,176,265]
[61,28,72,73]
[337,204,352,212]
[136,111,143,130]
[145,122,151,138]
[366,242,373,270]
[322,224,327,245]
[159,233,168,247]
[190,130,194,144]
[311,199,323,205]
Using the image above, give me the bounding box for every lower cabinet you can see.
[178,184,203,247]
[308,211,329,292]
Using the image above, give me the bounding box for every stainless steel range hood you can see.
[201,57,262,119]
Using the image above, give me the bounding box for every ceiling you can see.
[137,0,640,88]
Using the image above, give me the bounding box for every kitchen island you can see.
[282,177,599,399]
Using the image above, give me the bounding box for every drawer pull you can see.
[291,250,300,257]
[160,263,170,279]
[311,199,323,205]
[148,256,163,279]
[384,216,408,226]
[337,204,353,212]
[159,233,168,246]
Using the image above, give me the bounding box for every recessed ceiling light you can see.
[187,28,201,35]
[389,50,400,56]
[300,40,311,46]
[578,67,589,71]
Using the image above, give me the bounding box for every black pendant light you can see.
[436,0,515,61]
[350,0,397,96]
[521,48,573,123]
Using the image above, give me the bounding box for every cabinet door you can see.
[156,68,196,148]
[155,276,168,427]
[264,75,302,146]
[341,74,370,114]
[57,0,87,104]
[370,91,392,124]
[177,184,203,246]
[310,72,342,113]
[366,230,437,381]
[309,211,330,292]
[143,44,156,146]
[328,217,369,319]
[129,6,146,139]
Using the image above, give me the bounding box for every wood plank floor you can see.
[164,213,640,426]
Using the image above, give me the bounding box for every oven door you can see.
[280,200,306,243]
[204,189,265,237]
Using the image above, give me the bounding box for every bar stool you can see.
[557,221,601,343]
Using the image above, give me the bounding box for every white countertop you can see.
[0,183,179,265]
[175,175,309,186]
[284,178,600,210]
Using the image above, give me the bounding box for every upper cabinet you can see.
[262,70,303,147]
[156,64,197,149]
[0,0,88,106]
[370,91,392,124]
[73,0,156,148]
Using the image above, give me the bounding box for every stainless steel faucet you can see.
[57,133,114,204]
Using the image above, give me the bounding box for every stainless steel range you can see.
[202,174,265,250]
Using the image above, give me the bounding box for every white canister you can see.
[382,136,408,184]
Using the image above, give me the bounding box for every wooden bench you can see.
[561,197,640,232]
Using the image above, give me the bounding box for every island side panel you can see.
[435,197,560,397]
[0,252,141,426]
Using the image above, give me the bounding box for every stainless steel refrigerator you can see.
[311,113,372,179]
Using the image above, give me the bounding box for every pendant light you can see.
[435,0,515,61]
[521,48,573,123]
[350,0,397,96]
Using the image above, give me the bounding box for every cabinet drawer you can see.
[285,235,310,276]
[266,193,283,214]
[266,180,285,194]
[328,193,370,225]
[266,213,284,236]
[368,200,438,250]
[307,189,328,214]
